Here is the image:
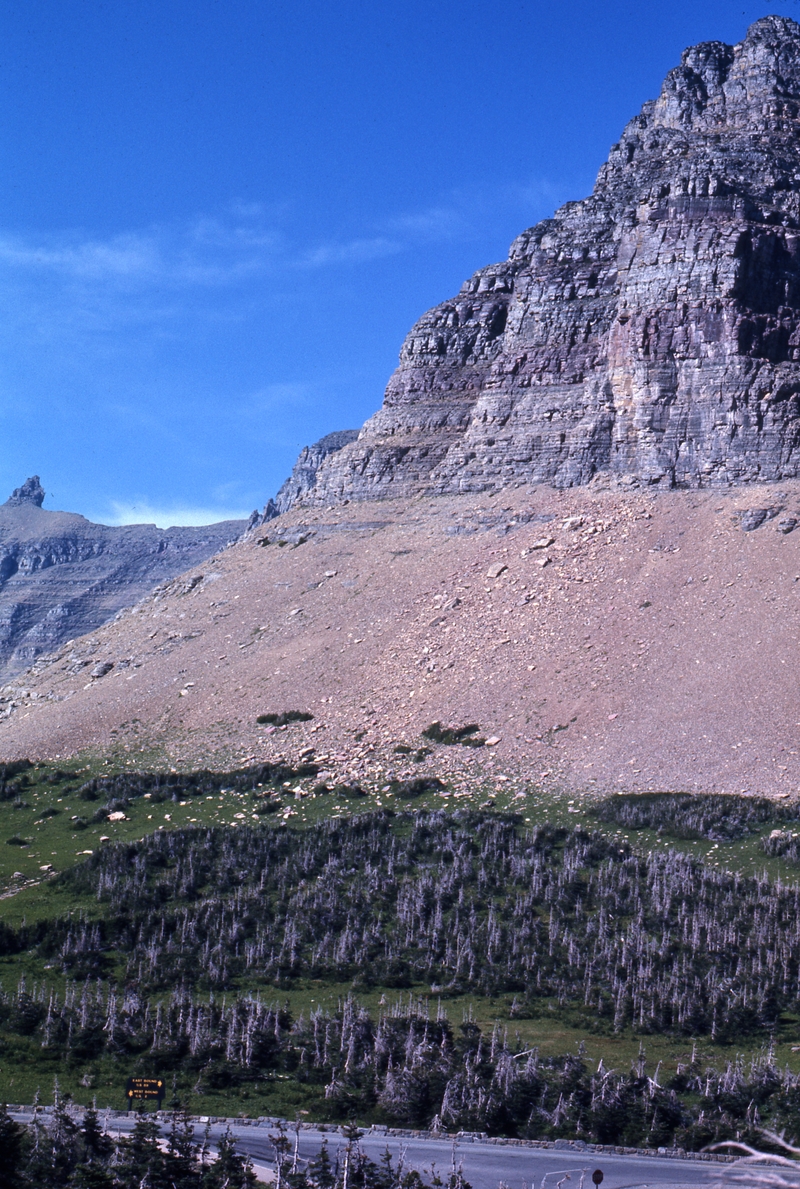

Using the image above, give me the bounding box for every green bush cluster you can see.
[255,711,314,726]
[590,792,800,842]
[421,724,484,748]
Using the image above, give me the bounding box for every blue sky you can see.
[0,1,794,526]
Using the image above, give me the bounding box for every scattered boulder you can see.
[739,507,782,531]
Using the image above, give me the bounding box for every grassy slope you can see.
[2,759,800,1116]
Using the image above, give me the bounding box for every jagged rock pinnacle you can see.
[5,476,45,508]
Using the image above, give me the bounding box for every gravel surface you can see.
[1,482,799,799]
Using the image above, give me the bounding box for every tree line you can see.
[12,809,800,1037]
[0,1097,468,1189]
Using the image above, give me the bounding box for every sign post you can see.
[592,1172,604,1186]
[125,1076,165,1112]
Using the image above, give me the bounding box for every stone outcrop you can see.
[249,430,359,529]
[5,476,45,508]
[0,479,245,678]
[298,16,800,503]
[274,430,359,512]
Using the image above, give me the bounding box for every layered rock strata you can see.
[274,430,359,513]
[0,479,245,678]
[249,430,360,530]
[301,16,800,503]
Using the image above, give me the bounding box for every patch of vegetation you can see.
[328,783,367,799]
[0,761,35,803]
[763,829,800,863]
[0,759,338,895]
[76,759,320,803]
[6,808,800,1144]
[393,745,432,762]
[0,810,791,1041]
[391,777,445,799]
[0,1100,275,1189]
[1,984,799,1150]
[590,791,800,842]
[6,834,29,847]
[252,798,282,815]
[256,710,315,726]
[421,722,485,748]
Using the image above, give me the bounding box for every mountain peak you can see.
[285,18,800,507]
[5,476,45,508]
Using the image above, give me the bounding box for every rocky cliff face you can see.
[274,430,359,513]
[0,479,245,678]
[301,16,800,503]
[249,430,360,530]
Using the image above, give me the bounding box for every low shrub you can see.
[422,721,484,747]
[256,710,314,726]
[392,777,445,798]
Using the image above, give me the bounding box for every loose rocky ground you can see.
[0,482,798,797]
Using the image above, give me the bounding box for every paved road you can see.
[13,1111,727,1188]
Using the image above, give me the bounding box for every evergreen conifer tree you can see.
[164,1108,201,1189]
[202,1129,257,1189]
[306,1139,335,1189]
[116,1106,167,1189]
[0,1104,29,1189]
[25,1082,80,1189]
[68,1105,115,1189]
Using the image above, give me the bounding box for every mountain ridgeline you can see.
[0,478,246,680]
[261,17,800,512]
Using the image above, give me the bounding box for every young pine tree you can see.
[305,1139,335,1189]
[68,1105,115,1189]
[25,1082,80,1189]
[164,1108,202,1189]
[202,1130,257,1189]
[0,1104,29,1189]
[116,1106,167,1189]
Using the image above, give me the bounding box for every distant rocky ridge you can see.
[278,17,800,506]
[250,429,359,528]
[274,429,360,512]
[0,477,245,679]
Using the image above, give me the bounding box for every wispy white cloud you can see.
[298,235,402,267]
[295,177,574,267]
[235,381,318,416]
[383,205,471,241]
[0,211,284,290]
[0,176,575,364]
[0,233,163,280]
[103,500,252,528]
[0,175,571,294]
